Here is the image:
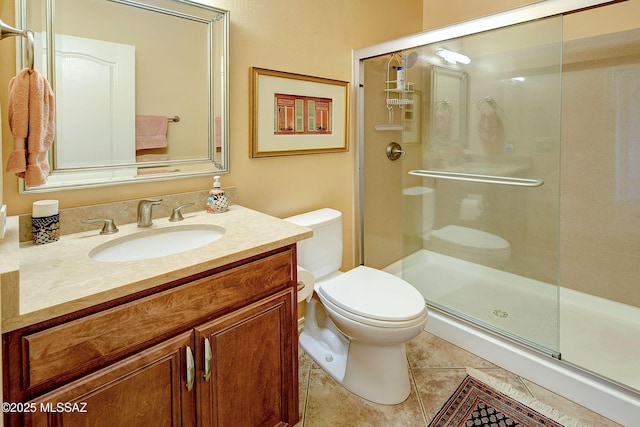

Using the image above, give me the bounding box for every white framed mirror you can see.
[15,0,229,193]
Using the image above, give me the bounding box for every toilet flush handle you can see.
[386,142,405,161]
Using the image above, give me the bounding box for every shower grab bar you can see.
[0,19,34,71]
[409,169,544,187]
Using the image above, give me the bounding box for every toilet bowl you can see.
[285,209,427,405]
[402,186,511,267]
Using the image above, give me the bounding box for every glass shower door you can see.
[399,16,563,354]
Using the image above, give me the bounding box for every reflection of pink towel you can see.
[6,68,55,186]
[136,115,167,150]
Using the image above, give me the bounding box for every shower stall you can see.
[355,1,640,424]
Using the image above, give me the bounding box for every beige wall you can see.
[0,0,424,271]
[422,0,534,30]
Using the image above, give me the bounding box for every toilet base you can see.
[300,328,411,405]
[300,298,412,405]
[342,341,411,405]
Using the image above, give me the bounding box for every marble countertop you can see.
[0,206,311,332]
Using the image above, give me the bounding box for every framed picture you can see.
[250,67,349,157]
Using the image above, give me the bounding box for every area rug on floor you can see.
[429,368,584,427]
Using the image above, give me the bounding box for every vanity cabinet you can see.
[3,246,299,427]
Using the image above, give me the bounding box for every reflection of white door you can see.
[54,34,135,169]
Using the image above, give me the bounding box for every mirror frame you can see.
[15,0,229,193]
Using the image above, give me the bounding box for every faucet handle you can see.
[169,203,195,222]
[81,218,119,235]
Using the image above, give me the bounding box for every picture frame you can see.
[250,67,349,157]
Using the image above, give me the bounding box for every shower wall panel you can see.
[560,28,640,307]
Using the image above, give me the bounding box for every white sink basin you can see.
[89,224,225,262]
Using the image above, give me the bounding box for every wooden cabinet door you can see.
[195,289,298,427]
[24,332,196,427]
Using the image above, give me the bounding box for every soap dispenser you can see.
[206,176,228,213]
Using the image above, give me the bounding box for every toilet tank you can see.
[284,208,343,280]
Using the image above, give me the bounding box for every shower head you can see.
[404,52,418,68]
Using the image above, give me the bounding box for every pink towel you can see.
[5,68,55,186]
[136,115,168,150]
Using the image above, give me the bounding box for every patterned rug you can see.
[429,374,567,427]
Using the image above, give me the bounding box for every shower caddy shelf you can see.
[384,83,415,106]
[376,53,416,131]
[376,79,415,131]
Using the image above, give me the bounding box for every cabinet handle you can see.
[186,346,195,391]
[203,338,212,382]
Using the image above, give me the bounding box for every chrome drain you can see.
[492,309,509,318]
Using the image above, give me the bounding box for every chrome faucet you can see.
[137,198,162,227]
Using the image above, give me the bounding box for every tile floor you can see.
[296,331,623,426]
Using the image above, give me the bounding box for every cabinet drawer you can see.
[13,248,294,398]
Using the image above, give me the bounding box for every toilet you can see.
[285,208,427,405]
[403,186,510,267]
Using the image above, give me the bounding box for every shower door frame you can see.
[353,0,619,266]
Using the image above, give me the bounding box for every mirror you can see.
[430,65,468,149]
[16,0,229,192]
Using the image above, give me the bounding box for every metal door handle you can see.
[203,338,212,382]
[185,346,195,391]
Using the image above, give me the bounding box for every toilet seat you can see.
[431,225,510,256]
[317,266,426,327]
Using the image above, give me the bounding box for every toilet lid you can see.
[431,225,509,253]
[317,266,426,322]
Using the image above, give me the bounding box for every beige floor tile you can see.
[410,367,468,421]
[298,347,312,425]
[303,368,426,426]
[406,332,497,370]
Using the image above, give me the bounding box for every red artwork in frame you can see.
[250,67,348,157]
[274,93,333,135]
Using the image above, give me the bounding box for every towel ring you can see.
[434,99,452,112]
[0,19,35,70]
[477,96,497,111]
